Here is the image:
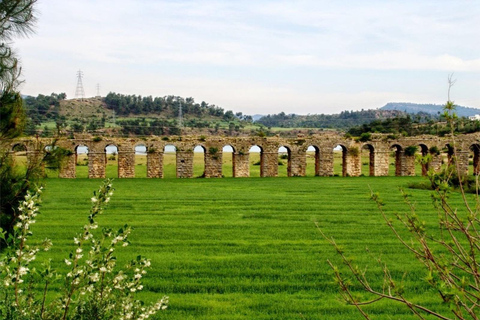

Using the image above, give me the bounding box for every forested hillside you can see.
[22,92,254,137]
[347,114,480,137]
[381,102,480,117]
[104,92,253,121]
[256,109,419,129]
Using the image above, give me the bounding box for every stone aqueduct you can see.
[6,133,480,179]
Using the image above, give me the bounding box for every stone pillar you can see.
[404,155,416,176]
[290,151,306,177]
[314,150,320,176]
[118,151,135,178]
[429,153,443,173]
[473,152,480,176]
[59,152,76,178]
[88,152,105,178]
[374,150,390,176]
[319,148,334,176]
[147,151,163,178]
[457,151,470,176]
[233,152,249,177]
[176,151,194,178]
[346,150,361,177]
[262,151,278,177]
[205,150,223,178]
[394,150,403,176]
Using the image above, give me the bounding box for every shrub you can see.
[429,146,441,155]
[358,132,371,142]
[404,145,418,156]
[0,180,168,319]
[348,147,359,157]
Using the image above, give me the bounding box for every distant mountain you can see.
[251,114,265,121]
[381,102,480,117]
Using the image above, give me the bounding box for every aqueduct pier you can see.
[6,133,480,178]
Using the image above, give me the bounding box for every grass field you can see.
[25,175,465,319]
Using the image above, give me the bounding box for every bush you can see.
[404,145,418,156]
[0,180,168,319]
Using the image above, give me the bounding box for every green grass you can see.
[26,176,463,319]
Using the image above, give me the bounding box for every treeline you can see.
[347,115,480,137]
[104,92,253,122]
[23,92,67,124]
[256,109,415,129]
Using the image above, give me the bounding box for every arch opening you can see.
[43,145,59,178]
[75,145,89,178]
[445,144,454,166]
[333,145,347,176]
[306,145,320,176]
[470,144,480,175]
[249,145,263,177]
[163,144,177,178]
[222,145,235,178]
[278,146,291,177]
[390,144,403,176]
[135,144,147,177]
[361,144,375,176]
[11,144,28,174]
[105,144,119,178]
[417,144,429,176]
[194,145,206,177]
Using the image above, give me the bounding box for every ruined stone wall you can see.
[6,132,480,179]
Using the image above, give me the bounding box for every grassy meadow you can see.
[22,173,467,320]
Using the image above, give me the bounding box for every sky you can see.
[13,0,480,115]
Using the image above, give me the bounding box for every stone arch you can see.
[105,144,119,178]
[249,145,264,177]
[306,145,320,176]
[222,144,235,178]
[390,144,403,176]
[361,144,375,176]
[75,144,89,178]
[470,143,480,175]
[163,144,177,178]
[194,145,206,177]
[134,143,147,177]
[12,143,27,153]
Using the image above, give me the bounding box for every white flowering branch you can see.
[0,179,168,320]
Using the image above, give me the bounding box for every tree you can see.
[1,0,38,240]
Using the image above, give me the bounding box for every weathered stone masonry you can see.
[6,132,480,179]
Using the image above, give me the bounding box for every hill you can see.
[23,92,256,136]
[256,109,412,129]
[380,102,480,117]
